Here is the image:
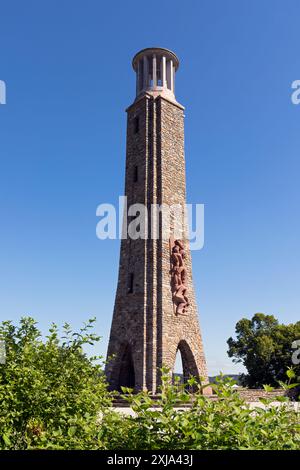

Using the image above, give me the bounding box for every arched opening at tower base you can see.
[117,344,135,391]
[172,340,200,390]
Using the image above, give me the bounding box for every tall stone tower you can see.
[106,47,209,393]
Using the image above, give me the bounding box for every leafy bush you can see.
[100,371,300,450]
[0,317,111,449]
[0,317,299,450]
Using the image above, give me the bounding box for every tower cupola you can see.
[132,47,179,102]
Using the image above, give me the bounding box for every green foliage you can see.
[0,317,299,450]
[0,317,111,449]
[227,313,300,388]
[99,368,300,450]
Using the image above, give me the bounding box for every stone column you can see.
[152,54,157,88]
[143,55,148,90]
[169,59,174,92]
[162,56,167,88]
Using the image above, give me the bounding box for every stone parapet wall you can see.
[236,389,286,402]
[237,387,299,402]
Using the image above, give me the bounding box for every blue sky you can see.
[0,1,299,375]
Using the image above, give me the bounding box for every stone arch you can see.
[174,339,200,384]
[117,342,135,391]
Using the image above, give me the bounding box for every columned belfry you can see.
[106,47,209,393]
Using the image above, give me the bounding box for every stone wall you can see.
[237,387,299,402]
[158,97,209,388]
[236,389,286,402]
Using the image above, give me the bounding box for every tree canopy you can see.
[227,313,300,388]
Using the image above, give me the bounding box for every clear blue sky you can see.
[1,1,299,375]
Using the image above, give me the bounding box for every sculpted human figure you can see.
[170,239,189,314]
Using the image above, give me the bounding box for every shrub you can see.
[100,371,300,450]
[0,317,111,449]
[0,317,299,450]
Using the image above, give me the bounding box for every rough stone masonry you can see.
[105,48,210,394]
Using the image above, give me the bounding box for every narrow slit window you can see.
[128,273,134,294]
[134,166,138,182]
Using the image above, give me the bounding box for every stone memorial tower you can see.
[106,47,209,393]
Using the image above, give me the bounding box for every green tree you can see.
[227,313,300,388]
[0,317,111,449]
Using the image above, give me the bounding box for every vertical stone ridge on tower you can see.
[105,47,210,393]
